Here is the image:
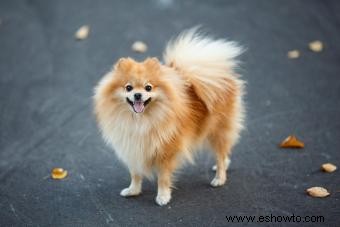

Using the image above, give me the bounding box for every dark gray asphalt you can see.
[1,0,340,226]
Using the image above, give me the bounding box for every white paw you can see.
[120,187,141,197]
[210,177,226,187]
[155,193,171,206]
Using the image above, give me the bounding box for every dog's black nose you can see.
[134,93,142,101]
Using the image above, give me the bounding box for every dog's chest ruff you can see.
[109,125,153,173]
[104,117,176,175]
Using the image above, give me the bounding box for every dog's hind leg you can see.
[208,131,235,187]
[211,158,231,172]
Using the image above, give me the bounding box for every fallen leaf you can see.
[75,25,90,40]
[309,40,323,52]
[306,187,330,198]
[279,135,304,148]
[321,163,337,173]
[287,50,300,59]
[51,168,68,179]
[131,41,148,53]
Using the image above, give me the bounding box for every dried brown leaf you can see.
[280,135,304,148]
[321,163,337,173]
[287,50,300,59]
[131,41,148,53]
[51,168,68,180]
[75,25,90,40]
[306,187,330,198]
[309,40,323,52]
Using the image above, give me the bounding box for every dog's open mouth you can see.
[126,98,151,113]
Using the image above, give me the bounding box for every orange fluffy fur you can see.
[94,28,245,206]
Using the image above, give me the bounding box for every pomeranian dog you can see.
[94,28,245,206]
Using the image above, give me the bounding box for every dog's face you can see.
[109,57,166,114]
[124,82,153,113]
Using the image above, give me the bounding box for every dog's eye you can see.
[126,85,133,92]
[145,85,152,92]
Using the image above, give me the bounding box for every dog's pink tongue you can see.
[133,101,145,113]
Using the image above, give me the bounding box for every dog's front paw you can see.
[155,193,171,206]
[120,187,141,197]
[210,177,226,187]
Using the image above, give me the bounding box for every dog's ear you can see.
[143,57,160,71]
[114,58,133,72]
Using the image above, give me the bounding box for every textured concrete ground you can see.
[0,0,339,226]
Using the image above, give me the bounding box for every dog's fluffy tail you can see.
[163,27,244,111]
